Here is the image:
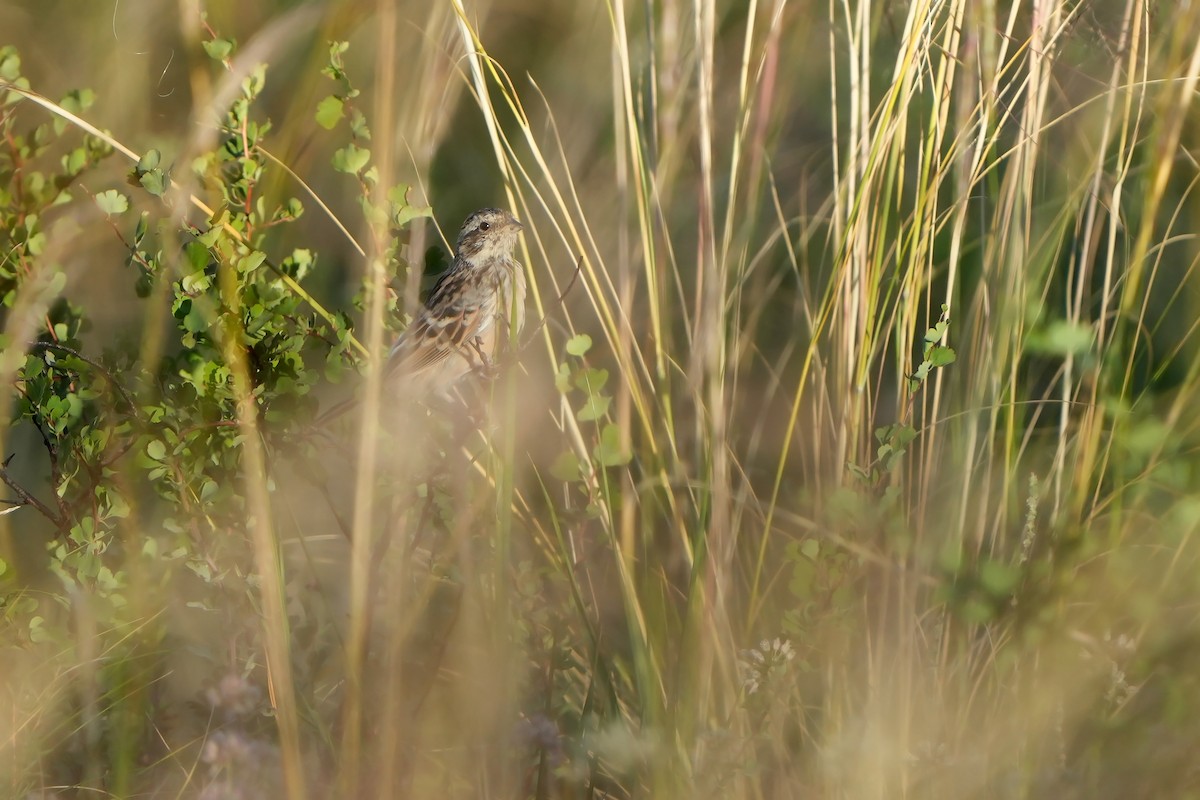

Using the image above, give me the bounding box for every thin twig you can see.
[12,382,74,520]
[0,453,64,528]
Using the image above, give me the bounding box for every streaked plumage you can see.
[312,208,526,428]
[385,207,526,394]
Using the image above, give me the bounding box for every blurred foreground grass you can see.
[2,0,1200,798]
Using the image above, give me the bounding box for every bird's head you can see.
[454,207,523,263]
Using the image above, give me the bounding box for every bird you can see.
[384,207,526,395]
[314,207,527,427]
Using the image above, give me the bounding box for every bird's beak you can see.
[511,216,524,231]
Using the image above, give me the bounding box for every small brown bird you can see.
[385,207,526,395]
[316,207,527,430]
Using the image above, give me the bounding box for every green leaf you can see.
[1027,320,1093,357]
[800,539,820,560]
[146,440,166,460]
[63,147,86,175]
[47,270,67,296]
[137,149,161,172]
[358,195,386,227]
[332,144,371,175]
[979,560,1020,597]
[59,88,95,115]
[203,38,234,61]
[387,183,412,205]
[577,393,611,422]
[0,47,20,81]
[280,198,304,221]
[554,362,572,394]
[315,95,344,129]
[594,423,631,467]
[348,109,371,140]
[549,450,582,481]
[183,241,208,273]
[281,248,314,279]
[573,367,609,394]
[28,615,50,643]
[184,306,208,333]
[94,189,129,216]
[394,202,433,229]
[181,270,212,294]
[241,65,267,99]
[237,250,267,274]
[134,212,149,245]
[887,424,917,450]
[927,345,956,367]
[104,489,131,519]
[566,334,592,357]
[958,598,994,625]
[139,169,169,197]
[186,560,213,582]
[97,566,121,592]
[25,230,47,257]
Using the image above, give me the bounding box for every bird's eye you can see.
[479,221,491,231]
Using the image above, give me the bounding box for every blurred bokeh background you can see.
[2,0,1200,797]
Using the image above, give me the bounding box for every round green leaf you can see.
[315,95,344,130]
[333,144,371,175]
[94,189,128,216]
[566,334,592,357]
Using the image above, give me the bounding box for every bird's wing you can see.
[386,267,494,378]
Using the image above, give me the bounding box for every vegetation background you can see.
[1,0,1199,797]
